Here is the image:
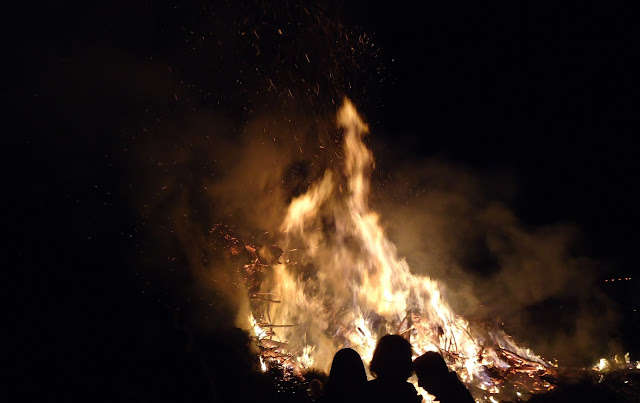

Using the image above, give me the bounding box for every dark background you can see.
[347,2,639,268]
[8,1,639,401]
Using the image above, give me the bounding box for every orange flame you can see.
[248,99,552,400]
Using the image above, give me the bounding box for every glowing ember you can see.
[240,99,555,401]
[592,353,640,373]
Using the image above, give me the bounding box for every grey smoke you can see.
[376,157,621,366]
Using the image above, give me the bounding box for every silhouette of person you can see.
[413,351,474,403]
[309,378,324,401]
[366,335,422,403]
[320,347,367,403]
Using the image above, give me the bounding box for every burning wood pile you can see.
[216,229,558,402]
[215,100,561,402]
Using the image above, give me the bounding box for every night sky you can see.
[9,1,639,401]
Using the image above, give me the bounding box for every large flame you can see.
[246,99,553,401]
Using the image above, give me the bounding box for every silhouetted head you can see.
[369,334,414,381]
[413,351,449,393]
[308,378,323,398]
[324,348,367,396]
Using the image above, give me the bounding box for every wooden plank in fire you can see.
[260,339,289,350]
[250,292,282,303]
[497,348,553,374]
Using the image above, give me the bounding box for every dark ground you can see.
[7,1,640,401]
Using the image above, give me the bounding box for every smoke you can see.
[130,105,346,329]
[375,156,621,366]
[77,1,378,332]
[107,46,616,369]
[38,0,621,369]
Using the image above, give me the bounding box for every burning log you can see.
[250,293,282,303]
[260,339,289,351]
[497,349,553,374]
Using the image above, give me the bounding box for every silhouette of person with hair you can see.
[309,378,324,401]
[366,335,422,403]
[320,347,367,403]
[413,351,474,403]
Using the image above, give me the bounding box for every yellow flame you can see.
[594,358,609,372]
[249,99,548,397]
[297,345,316,369]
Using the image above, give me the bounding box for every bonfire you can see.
[222,99,559,402]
